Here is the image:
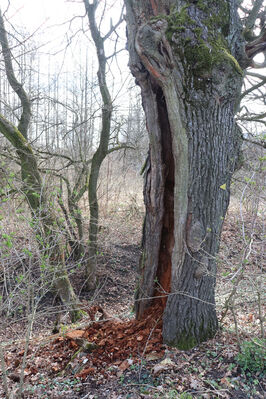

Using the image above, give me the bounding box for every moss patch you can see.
[166,318,218,350]
[165,6,193,41]
[159,1,242,77]
[183,38,243,77]
[221,48,243,75]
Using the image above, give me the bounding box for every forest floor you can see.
[0,203,265,399]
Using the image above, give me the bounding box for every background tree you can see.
[0,1,139,320]
[124,0,265,349]
[83,0,124,288]
[0,9,82,321]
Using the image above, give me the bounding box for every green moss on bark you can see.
[184,39,243,77]
[166,319,217,350]
[161,1,242,76]
[165,6,192,41]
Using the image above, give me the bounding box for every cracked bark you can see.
[125,0,246,349]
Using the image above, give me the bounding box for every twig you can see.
[243,137,266,149]
[137,315,162,383]
[201,381,230,398]
[219,266,244,325]
[257,291,265,339]
[230,303,241,350]
[18,286,37,398]
[250,338,265,348]
[0,342,9,399]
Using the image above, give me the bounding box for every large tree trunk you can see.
[125,0,246,349]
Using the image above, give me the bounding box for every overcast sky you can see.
[2,0,80,30]
[1,0,130,106]
[1,0,265,124]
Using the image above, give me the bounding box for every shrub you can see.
[236,339,265,374]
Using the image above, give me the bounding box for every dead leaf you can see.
[119,359,130,371]
[65,330,85,339]
[152,357,175,375]
[220,377,232,387]
[224,369,232,377]
[190,378,202,390]
[69,340,78,349]
[30,366,38,375]
[145,352,164,361]
[75,367,95,379]
[248,313,254,322]
[160,358,175,366]
[51,362,60,372]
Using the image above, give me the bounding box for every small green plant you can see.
[167,389,178,398]
[236,339,265,374]
[119,374,125,384]
[2,233,13,248]
[59,324,68,336]
[139,386,150,395]
[179,393,193,399]
[228,362,236,370]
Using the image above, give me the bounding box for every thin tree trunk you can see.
[0,10,82,321]
[0,117,82,321]
[125,0,246,349]
[83,0,114,288]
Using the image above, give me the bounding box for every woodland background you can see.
[0,0,265,398]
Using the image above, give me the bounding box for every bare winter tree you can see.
[83,0,124,288]
[124,0,266,349]
[0,9,82,321]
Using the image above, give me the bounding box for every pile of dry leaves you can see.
[5,304,165,384]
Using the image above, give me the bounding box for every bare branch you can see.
[239,76,266,102]
[36,149,82,165]
[0,9,31,138]
[103,6,124,42]
[245,0,264,30]
[246,71,266,79]
[107,143,136,154]
[243,137,266,149]
[246,30,266,61]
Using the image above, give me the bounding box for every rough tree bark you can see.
[125,0,254,349]
[0,9,82,321]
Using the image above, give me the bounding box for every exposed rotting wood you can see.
[125,0,247,349]
[150,0,159,16]
[154,88,174,307]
